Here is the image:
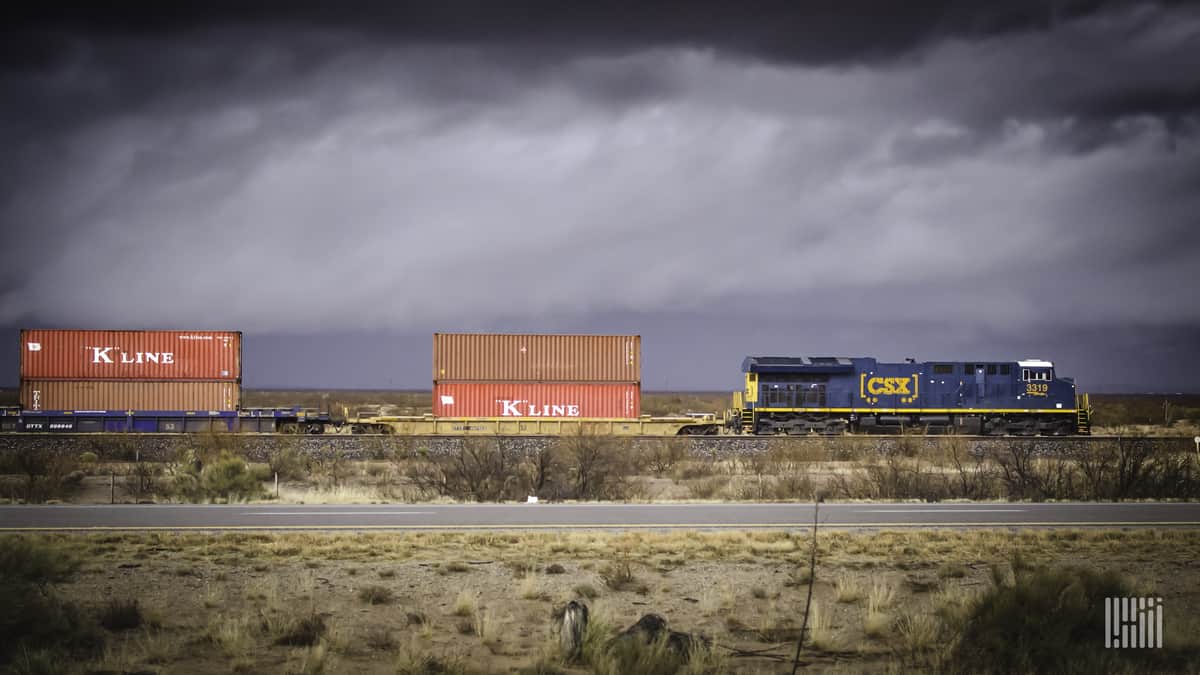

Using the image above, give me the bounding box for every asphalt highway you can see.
[2,502,1200,531]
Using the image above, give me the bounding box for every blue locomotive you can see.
[730,356,1091,435]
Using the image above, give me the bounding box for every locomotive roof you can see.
[744,356,853,366]
[743,356,1056,372]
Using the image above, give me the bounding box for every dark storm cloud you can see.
[0,1,1198,390]
[0,1,1143,66]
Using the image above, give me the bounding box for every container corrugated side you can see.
[20,380,241,412]
[19,329,241,381]
[433,334,640,383]
[433,382,640,418]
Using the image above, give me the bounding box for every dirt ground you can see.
[14,528,1200,674]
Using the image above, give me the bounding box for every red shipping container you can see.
[19,329,241,381]
[433,382,641,418]
[434,333,640,383]
[20,380,241,412]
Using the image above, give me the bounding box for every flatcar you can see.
[729,356,1091,435]
[0,407,337,434]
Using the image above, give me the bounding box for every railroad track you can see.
[0,432,1179,441]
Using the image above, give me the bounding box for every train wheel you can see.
[823,421,847,435]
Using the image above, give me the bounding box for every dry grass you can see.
[806,600,836,651]
[453,590,477,617]
[834,575,864,603]
[864,601,890,639]
[864,578,897,639]
[5,528,1198,673]
[208,614,255,656]
[473,611,500,650]
[363,626,397,652]
[868,579,897,610]
[894,611,941,657]
[273,484,388,504]
[518,573,548,601]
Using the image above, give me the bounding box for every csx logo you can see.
[866,377,912,395]
[860,374,920,404]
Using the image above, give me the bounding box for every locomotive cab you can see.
[1016,359,1061,402]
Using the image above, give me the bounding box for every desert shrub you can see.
[249,464,274,482]
[642,439,689,476]
[407,438,531,501]
[526,442,565,498]
[1076,437,1198,500]
[940,438,1002,500]
[194,431,240,459]
[86,436,141,462]
[672,462,717,481]
[200,452,264,501]
[2,450,82,503]
[829,454,949,501]
[364,626,397,651]
[357,585,394,605]
[943,565,1184,674]
[687,476,730,499]
[124,461,162,498]
[559,432,633,500]
[166,450,262,502]
[266,440,307,481]
[993,442,1082,500]
[275,614,326,646]
[78,451,99,466]
[734,470,815,501]
[309,447,352,488]
[599,561,645,593]
[0,537,101,665]
[98,599,143,631]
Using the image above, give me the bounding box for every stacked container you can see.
[432,333,641,418]
[19,329,242,411]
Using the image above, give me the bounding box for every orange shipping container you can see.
[433,382,640,418]
[19,329,241,381]
[20,380,241,412]
[433,333,640,383]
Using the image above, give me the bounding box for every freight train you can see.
[1,330,1092,436]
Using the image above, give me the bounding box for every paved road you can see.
[2,502,1199,531]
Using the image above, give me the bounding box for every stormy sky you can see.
[2,1,1198,392]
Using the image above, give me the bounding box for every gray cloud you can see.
[1,2,1197,390]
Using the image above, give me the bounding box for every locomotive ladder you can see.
[740,408,755,434]
[1075,393,1093,435]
